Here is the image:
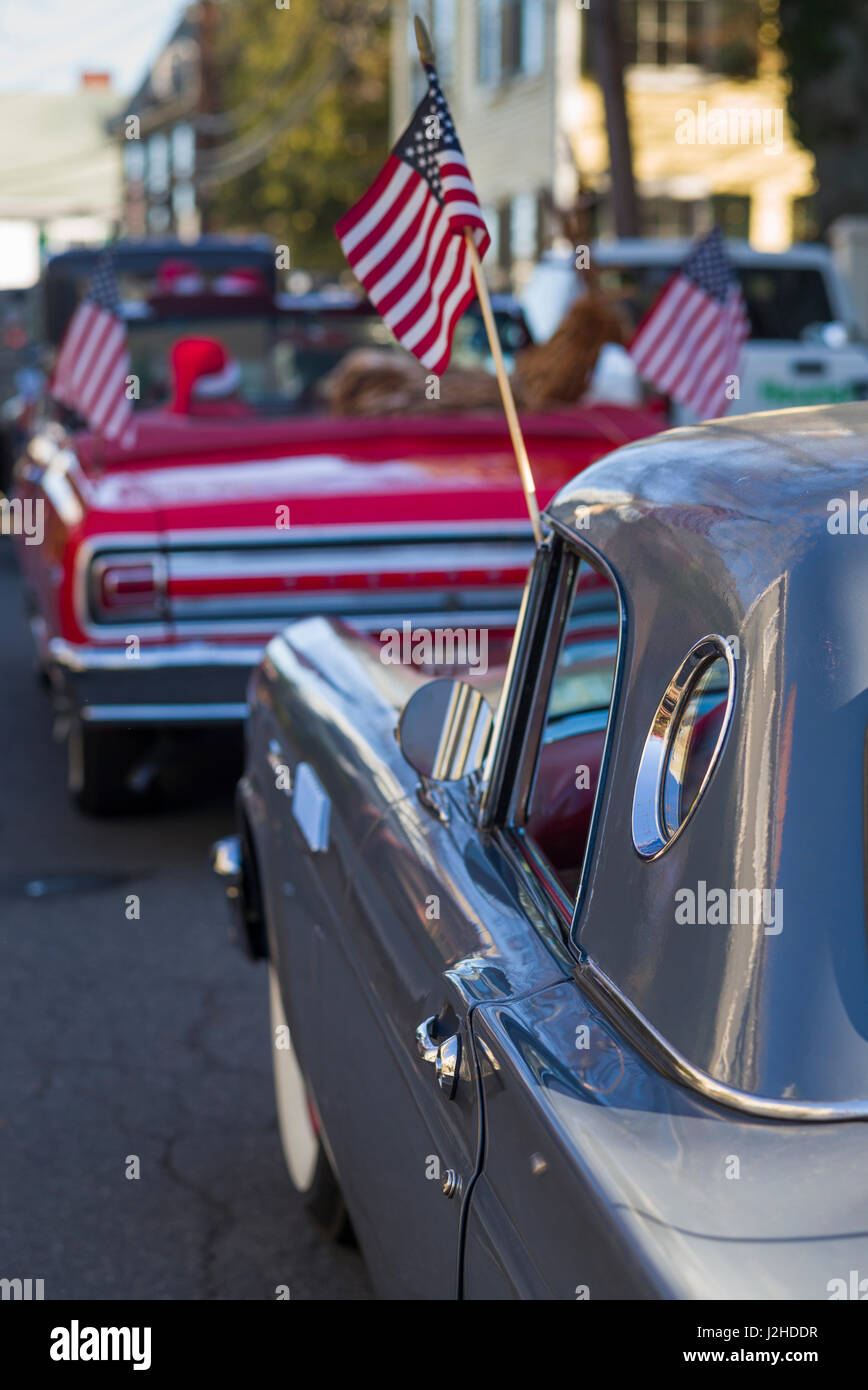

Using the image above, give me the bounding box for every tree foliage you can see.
[206,0,391,272]
[777,0,868,231]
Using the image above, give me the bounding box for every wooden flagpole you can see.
[414,18,543,546]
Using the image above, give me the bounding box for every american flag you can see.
[629,226,750,419]
[336,63,490,376]
[51,251,136,445]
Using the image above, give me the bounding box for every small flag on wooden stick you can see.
[51,250,136,447]
[335,43,489,374]
[629,226,749,420]
[336,16,542,542]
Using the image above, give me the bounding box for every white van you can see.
[522,241,868,419]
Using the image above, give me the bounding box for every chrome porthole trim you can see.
[632,635,736,860]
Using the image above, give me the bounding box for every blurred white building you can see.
[391,0,815,289]
[0,74,121,289]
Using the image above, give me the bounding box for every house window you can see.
[146,134,170,197]
[479,0,545,85]
[639,196,702,238]
[622,0,703,67]
[711,194,751,242]
[511,193,538,260]
[123,140,146,183]
[497,201,512,271]
[171,123,195,180]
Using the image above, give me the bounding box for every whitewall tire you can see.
[267,965,351,1242]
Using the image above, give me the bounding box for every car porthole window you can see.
[632,636,736,860]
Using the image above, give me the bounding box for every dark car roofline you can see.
[46,236,275,269]
[275,289,525,316]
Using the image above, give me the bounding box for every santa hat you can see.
[170,337,241,413]
[155,259,206,296]
[213,266,269,296]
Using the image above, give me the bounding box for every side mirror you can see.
[397,678,493,783]
[800,320,852,350]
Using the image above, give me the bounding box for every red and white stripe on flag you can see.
[52,301,135,445]
[336,69,490,376]
[630,260,750,419]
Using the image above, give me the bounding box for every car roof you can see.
[539,240,836,270]
[546,401,868,1111]
[46,236,275,268]
[548,401,868,543]
[275,289,526,317]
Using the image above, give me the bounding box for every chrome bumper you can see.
[47,639,263,725]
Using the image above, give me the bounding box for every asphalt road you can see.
[0,539,373,1300]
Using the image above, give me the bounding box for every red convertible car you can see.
[13,278,662,813]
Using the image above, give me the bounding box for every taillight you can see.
[90,554,167,622]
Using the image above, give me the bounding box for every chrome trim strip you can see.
[49,638,263,672]
[166,588,526,621]
[577,954,868,1122]
[167,539,532,581]
[170,606,521,636]
[158,520,535,547]
[72,529,531,640]
[81,702,249,724]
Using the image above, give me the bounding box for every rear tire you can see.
[67,718,146,816]
[268,965,352,1243]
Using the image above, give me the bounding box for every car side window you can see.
[523,558,619,901]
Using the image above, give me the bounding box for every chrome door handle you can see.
[415,1016,461,1099]
[415,1017,440,1064]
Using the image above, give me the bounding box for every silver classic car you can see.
[214,402,868,1299]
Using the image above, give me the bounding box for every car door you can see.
[302,747,583,1300]
[458,542,629,1297]
[258,584,582,1297]
[288,770,488,1300]
[258,544,616,1297]
[252,638,490,1298]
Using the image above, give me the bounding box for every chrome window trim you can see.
[492,826,580,972]
[631,635,737,861]
[545,521,628,945]
[479,519,629,956]
[577,954,868,1122]
[478,536,559,828]
[509,547,582,829]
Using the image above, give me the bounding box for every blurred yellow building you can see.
[391,0,815,282]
